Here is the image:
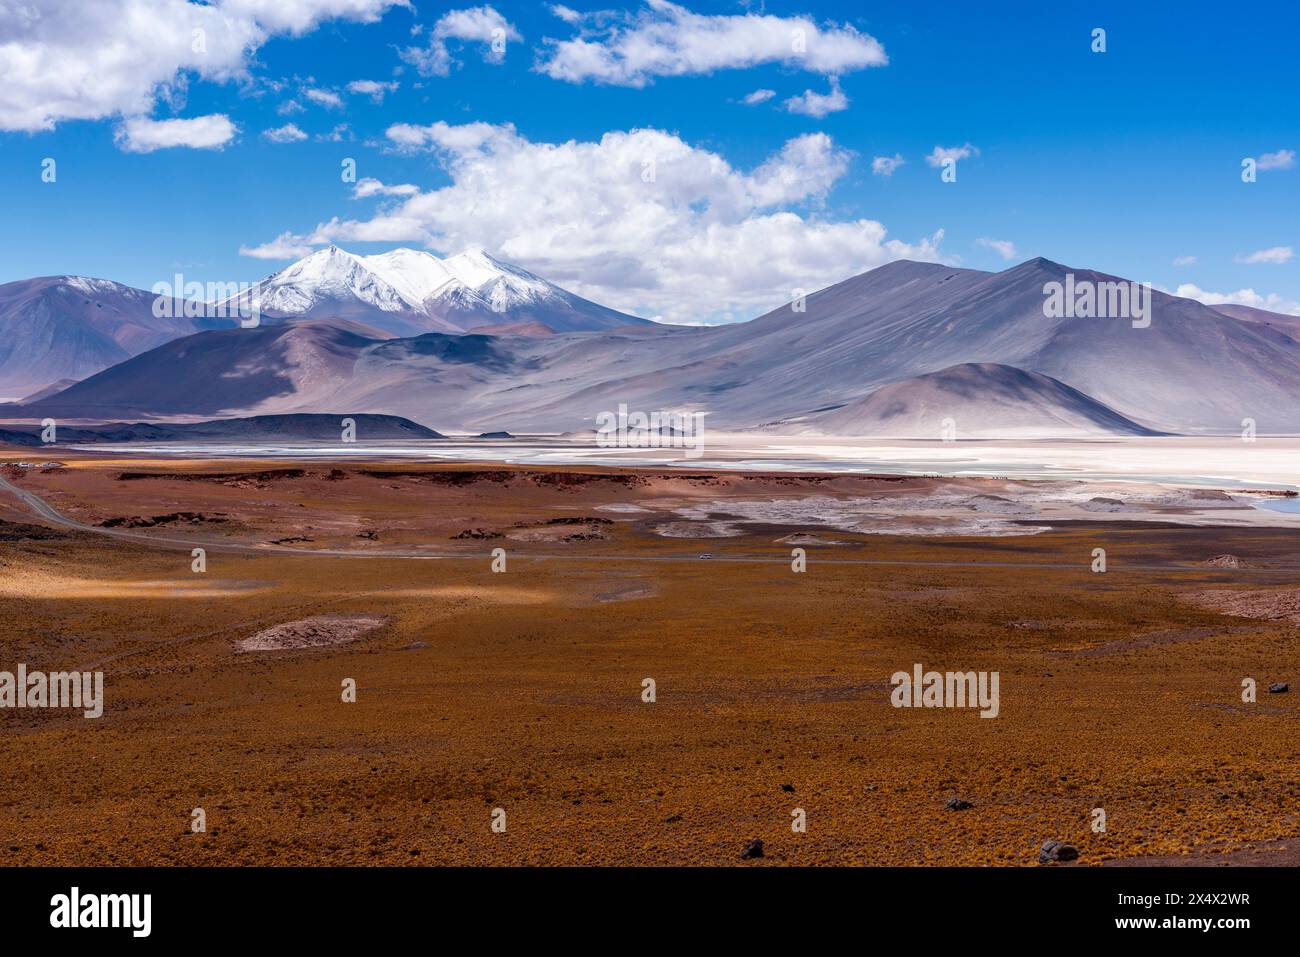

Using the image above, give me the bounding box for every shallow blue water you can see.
[1254,497,1300,513]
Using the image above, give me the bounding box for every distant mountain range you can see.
[0,246,645,399]
[0,413,441,447]
[5,254,1300,437]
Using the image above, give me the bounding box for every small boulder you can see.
[1268,682,1289,693]
[945,798,974,811]
[740,839,764,860]
[1039,840,1079,864]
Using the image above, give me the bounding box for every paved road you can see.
[0,471,1283,574]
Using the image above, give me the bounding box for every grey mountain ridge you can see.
[10,256,1300,436]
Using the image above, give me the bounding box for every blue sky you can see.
[1,0,1296,322]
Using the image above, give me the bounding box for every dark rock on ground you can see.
[1039,840,1079,863]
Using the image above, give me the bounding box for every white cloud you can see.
[741,89,776,105]
[244,122,944,322]
[347,79,399,102]
[871,154,904,177]
[315,123,352,142]
[925,143,978,167]
[277,99,307,115]
[240,233,317,259]
[352,177,420,198]
[262,122,308,143]
[1172,255,1197,267]
[537,0,888,87]
[783,76,848,117]
[220,0,409,36]
[1174,283,1300,317]
[303,87,344,109]
[1256,149,1296,171]
[401,5,521,76]
[1235,246,1293,265]
[115,114,237,152]
[547,4,583,24]
[975,237,1017,261]
[0,0,408,133]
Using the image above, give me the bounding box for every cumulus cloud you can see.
[401,5,521,76]
[303,87,344,109]
[115,114,237,152]
[783,77,848,117]
[537,0,887,87]
[1172,255,1197,267]
[239,233,318,260]
[1175,283,1300,316]
[741,89,776,105]
[242,122,944,322]
[220,0,409,36]
[871,154,904,177]
[352,177,420,198]
[975,237,1017,261]
[347,79,399,102]
[262,122,308,143]
[0,0,408,133]
[1256,149,1296,171]
[925,143,978,167]
[1235,246,1293,265]
[547,4,583,24]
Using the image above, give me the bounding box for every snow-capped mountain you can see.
[219,246,646,336]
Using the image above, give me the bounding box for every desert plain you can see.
[0,449,1297,866]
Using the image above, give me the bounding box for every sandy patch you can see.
[1201,554,1252,568]
[653,521,744,538]
[776,533,852,545]
[236,615,388,652]
[1183,588,1300,624]
[0,572,267,600]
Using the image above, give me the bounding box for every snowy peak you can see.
[236,245,645,335]
[259,245,411,315]
[360,248,457,304]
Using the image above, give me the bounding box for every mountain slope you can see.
[801,363,1161,437]
[0,276,235,398]
[1212,302,1300,336]
[15,320,376,417]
